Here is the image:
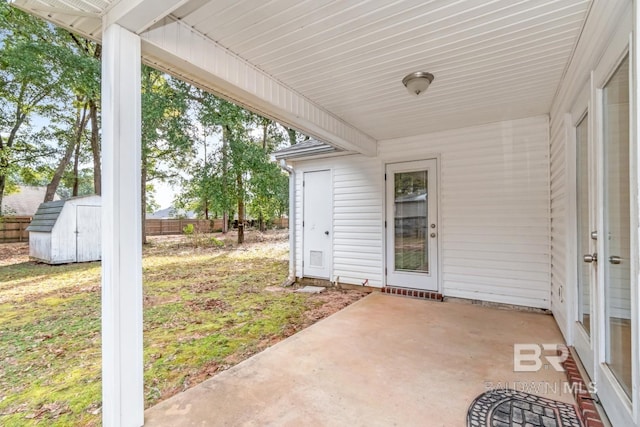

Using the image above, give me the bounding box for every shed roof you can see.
[25,200,65,233]
[273,139,344,160]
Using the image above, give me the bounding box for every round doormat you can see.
[467,389,583,427]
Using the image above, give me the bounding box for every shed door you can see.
[76,205,101,262]
[386,160,438,291]
[303,170,331,279]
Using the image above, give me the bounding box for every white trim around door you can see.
[385,159,439,291]
[302,169,332,279]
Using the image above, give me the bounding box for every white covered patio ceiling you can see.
[13,0,591,152]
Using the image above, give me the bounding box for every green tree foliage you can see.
[177,91,290,242]
[141,66,195,242]
[0,4,101,213]
[1,5,292,242]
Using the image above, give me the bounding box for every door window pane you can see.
[576,114,591,334]
[603,55,632,398]
[394,171,428,272]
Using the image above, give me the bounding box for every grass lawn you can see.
[0,231,367,426]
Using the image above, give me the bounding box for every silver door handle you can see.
[609,256,622,265]
[583,253,597,263]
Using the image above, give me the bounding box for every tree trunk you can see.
[89,99,101,195]
[72,138,80,197]
[45,102,89,202]
[287,128,297,146]
[141,158,148,245]
[259,212,266,232]
[45,139,76,202]
[0,175,6,216]
[237,173,244,244]
[262,119,268,150]
[221,126,230,233]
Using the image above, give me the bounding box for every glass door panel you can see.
[603,55,632,398]
[394,170,428,273]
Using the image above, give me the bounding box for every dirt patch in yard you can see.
[0,242,29,266]
[0,230,369,426]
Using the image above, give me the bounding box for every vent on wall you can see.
[310,251,323,267]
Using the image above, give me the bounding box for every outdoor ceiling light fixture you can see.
[402,71,434,96]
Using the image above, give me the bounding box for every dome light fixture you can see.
[402,71,434,96]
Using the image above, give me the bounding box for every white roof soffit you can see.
[11,0,593,145]
[140,17,377,156]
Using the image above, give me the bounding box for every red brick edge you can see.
[562,347,605,427]
[380,286,443,301]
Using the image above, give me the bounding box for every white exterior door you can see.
[76,205,101,262]
[303,170,331,279]
[385,160,438,291]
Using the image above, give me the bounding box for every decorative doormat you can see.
[467,389,583,427]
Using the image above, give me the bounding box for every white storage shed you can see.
[26,195,101,264]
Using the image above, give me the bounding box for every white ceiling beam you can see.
[140,17,377,156]
[104,0,191,34]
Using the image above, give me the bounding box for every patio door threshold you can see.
[381,286,443,301]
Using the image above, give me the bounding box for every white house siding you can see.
[379,116,551,309]
[293,156,384,287]
[292,116,551,309]
[548,0,630,341]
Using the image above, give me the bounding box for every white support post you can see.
[101,24,143,427]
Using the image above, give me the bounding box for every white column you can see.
[101,24,143,427]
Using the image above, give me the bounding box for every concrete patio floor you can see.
[145,293,575,426]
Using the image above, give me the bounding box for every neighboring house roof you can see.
[1,186,59,216]
[148,207,196,219]
[273,139,345,160]
[25,200,65,232]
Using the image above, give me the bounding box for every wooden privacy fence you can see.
[145,219,220,236]
[0,216,289,242]
[145,217,289,236]
[0,216,32,243]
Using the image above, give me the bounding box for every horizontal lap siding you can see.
[333,158,383,286]
[379,116,551,309]
[293,156,384,287]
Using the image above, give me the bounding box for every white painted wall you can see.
[292,115,551,309]
[293,155,384,287]
[30,196,102,264]
[29,232,51,263]
[380,116,551,308]
[52,196,101,264]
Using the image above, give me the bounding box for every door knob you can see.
[583,253,597,263]
[324,231,329,235]
[609,256,622,265]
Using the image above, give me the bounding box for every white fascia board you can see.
[140,17,377,157]
[104,0,192,34]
